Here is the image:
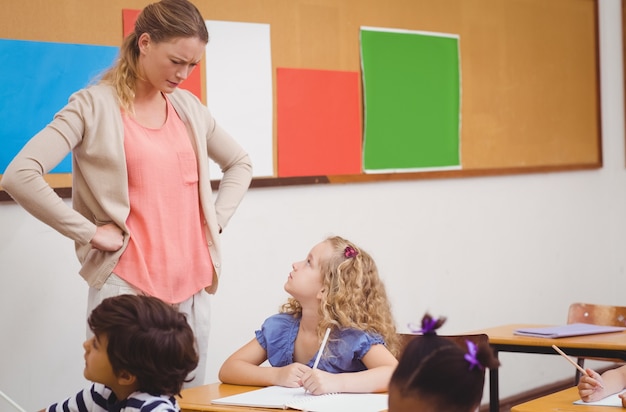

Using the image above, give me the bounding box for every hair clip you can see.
[344,246,358,258]
[464,340,484,371]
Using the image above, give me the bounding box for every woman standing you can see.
[1,0,252,386]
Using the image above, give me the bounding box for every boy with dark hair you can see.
[40,294,199,411]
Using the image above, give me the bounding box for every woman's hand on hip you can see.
[90,223,124,252]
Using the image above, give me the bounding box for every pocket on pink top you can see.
[177,152,199,185]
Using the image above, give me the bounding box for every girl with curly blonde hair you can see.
[219,236,399,394]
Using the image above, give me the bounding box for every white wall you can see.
[1,1,624,410]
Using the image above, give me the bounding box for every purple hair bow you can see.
[407,316,439,335]
[464,340,483,371]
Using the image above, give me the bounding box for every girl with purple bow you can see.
[219,236,400,395]
[388,313,500,412]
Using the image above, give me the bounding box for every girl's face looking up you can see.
[285,240,332,302]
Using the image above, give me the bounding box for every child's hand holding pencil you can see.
[577,368,609,402]
[552,345,620,405]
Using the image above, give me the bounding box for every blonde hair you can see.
[99,0,209,113]
[281,236,400,357]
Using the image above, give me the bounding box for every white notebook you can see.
[574,391,626,407]
[211,385,388,411]
[513,323,626,339]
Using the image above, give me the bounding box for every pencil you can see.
[0,390,27,412]
[551,344,588,377]
[312,328,331,370]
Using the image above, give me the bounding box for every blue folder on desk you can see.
[514,323,626,338]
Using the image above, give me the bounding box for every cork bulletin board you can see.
[0,0,600,199]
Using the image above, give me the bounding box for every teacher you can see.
[1,0,252,387]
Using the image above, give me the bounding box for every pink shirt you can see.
[114,96,213,304]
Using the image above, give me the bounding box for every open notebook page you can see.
[574,391,626,407]
[212,385,388,411]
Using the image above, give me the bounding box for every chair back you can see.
[566,302,626,384]
[567,302,626,327]
[397,333,489,358]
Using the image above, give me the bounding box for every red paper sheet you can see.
[277,68,362,177]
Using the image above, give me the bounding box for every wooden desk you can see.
[511,386,621,411]
[466,324,626,412]
[178,383,274,412]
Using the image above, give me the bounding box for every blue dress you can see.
[255,313,386,373]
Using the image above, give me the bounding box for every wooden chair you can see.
[567,302,626,383]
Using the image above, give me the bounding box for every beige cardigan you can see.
[1,84,252,294]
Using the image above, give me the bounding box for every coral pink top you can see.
[114,96,213,304]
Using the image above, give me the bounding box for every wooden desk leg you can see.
[575,358,584,386]
[489,349,499,412]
